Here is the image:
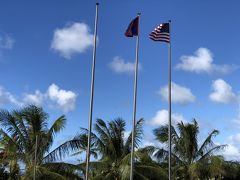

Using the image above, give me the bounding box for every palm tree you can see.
[153,119,226,179]
[0,105,82,179]
[83,118,167,180]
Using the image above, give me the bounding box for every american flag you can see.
[149,23,170,43]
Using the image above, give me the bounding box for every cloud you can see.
[0,84,77,113]
[220,135,240,160]
[0,86,22,106]
[51,22,94,59]
[46,84,77,112]
[142,135,165,158]
[109,56,142,74]
[148,109,186,126]
[221,144,240,160]
[0,34,15,50]
[176,48,238,74]
[142,135,160,147]
[23,90,45,106]
[209,79,238,104]
[159,82,196,105]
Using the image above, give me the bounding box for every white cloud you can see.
[51,22,94,59]
[46,84,77,112]
[209,79,238,104]
[220,133,240,160]
[221,144,240,160]
[0,84,77,113]
[220,143,240,160]
[0,86,22,106]
[24,84,77,112]
[176,48,237,74]
[142,133,160,148]
[159,82,196,105]
[211,64,238,74]
[148,109,186,126]
[23,90,45,106]
[109,56,142,74]
[143,140,156,147]
[0,34,15,50]
[142,137,162,148]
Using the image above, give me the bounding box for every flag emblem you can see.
[149,23,170,43]
[125,16,139,37]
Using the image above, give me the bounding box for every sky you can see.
[0,0,240,162]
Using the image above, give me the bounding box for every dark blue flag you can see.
[125,16,139,37]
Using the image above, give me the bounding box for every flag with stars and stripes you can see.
[149,23,170,43]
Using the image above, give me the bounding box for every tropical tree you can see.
[153,119,226,179]
[0,105,82,179]
[82,118,168,180]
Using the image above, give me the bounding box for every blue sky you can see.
[0,0,240,161]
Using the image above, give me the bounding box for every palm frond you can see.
[125,118,144,152]
[134,171,149,180]
[43,139,81,163]
[198,144,227,161]
[154,148,168,162]
[42,162,83,179]
[48,115,66,138]
[33,166,66,180]
[196,129,219,158]
[0,110,27,149]
[12,110,29,140]
[94,119,112,145]
[135,165,168,180]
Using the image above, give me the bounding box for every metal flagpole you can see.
[85,3,99,180]
[33,135,38,180]
[168,20,172,180]
[130,13,140,180]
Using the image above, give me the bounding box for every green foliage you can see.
[153,119,226,179]
[82,118,168,180]
[0,106,239,179]
[0,105,82,179]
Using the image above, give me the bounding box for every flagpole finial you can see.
[96,2,99,5]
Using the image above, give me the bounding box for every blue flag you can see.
[125,16,139,37]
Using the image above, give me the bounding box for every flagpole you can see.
[168,20,172,180]
[33,135,38,180]
[85,3,99,180]
[130,13,140,180]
